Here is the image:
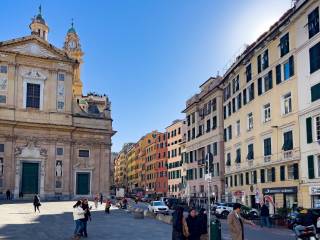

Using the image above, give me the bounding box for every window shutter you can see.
[260,169,265,183]
[271,167,275,182]
[288,131,293,150]
[276,64,281,84]
[258,78,262,95]
[257,55,261,73]
[265,49,269,68]
[308,155,315,179]
[253,171,257,184]
[280,166,285,181]
[243,89,247,105]
[289,55,294,77]
[268,70,273,89]
[306,117,313,143]
[311,82,320,102]
[293,163,299,180]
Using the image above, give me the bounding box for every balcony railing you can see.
[198,159,205,166]
[264,155,271,162]
[283,150,293,160]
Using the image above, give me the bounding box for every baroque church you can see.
[0,7,115,199]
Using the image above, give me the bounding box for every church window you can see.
[79,149,90,158]
[26,83,40,109]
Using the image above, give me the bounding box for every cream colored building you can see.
[223,2,305,210]
[182,77,225,205]
[114,143,134,189]
[296,0,320,208]
[0,9,115,199]
[166,120,185,198]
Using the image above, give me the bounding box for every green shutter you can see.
[311,82,320,102]
[276,64,282,84]
[258,78,262,95]
[306,117,313,143]
[271,167,276,182]
[308,155,315,179]
[268,70,273,89]
[280,166,285,181]
[293,163,299,180]
[289,55,294,77]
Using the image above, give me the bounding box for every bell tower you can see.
[63,20,84,97]
[30,5,49,41]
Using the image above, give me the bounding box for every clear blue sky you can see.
[1,0,292,152]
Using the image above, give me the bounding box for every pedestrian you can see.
[33,194,41,213]
[105,199,111,214]
[100,193,103,205]
[122,197,127,209]
[198,208,208,240]
[80,199,91,238]
[72,200,85,240]
[6,189,10,200]
[94,194,99,209]
[186,208,201,240]
[260,203,271,228]
[172,206,187,240]
[227,203,255,240]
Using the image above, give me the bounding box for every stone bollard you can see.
[156,213,173,224]
[133,209,144,219]
[144,210,156,218]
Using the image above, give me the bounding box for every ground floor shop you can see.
[300,184,320,208]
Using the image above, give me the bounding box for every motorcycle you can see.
[294,225,317,240]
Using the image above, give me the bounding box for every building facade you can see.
[154,132,168,196]
[0,9,115,199]
[183,77,225,205]
[296,0,320,208]
[166,120,185,198]
[114,143,134,189]
[222,2,308,211]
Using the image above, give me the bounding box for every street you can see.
[0,201,296,240]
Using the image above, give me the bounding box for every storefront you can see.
[262,186,298,210]
[309,186,320,208]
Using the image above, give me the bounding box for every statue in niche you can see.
[56,161,62,177]
[0,158,3,175]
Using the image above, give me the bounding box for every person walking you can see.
[6,189,10,200]
[172,206,187,240]
[99,193,103,205]
[72,200,85,240]
[94,194,99,209]
[105,199,111,214]
[260,203,271,228]
[80,199,91,238]
[186,208,201,240]
[33,194,41,213]
[198,208,208,240]
[227,203,255,240]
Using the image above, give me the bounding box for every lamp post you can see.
[205,152,213,240]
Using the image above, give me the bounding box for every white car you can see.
[215,202,259,219]
[148,201,169,214]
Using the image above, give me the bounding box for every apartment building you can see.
[222,2,308,211]
[114,143,134,189]
[183,77,225,204]
[166,120,186,198]
[296,0,320,208]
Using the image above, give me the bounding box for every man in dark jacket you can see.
[80,199,91,238]
[260,204,271,228]
[172,206,185,240]
[198,208,208,240]
[186,209,201,240]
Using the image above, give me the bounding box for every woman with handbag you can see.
[33,194,41,213]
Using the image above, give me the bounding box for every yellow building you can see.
[127,144,138,191]
[114,143,134,189]
[223,3,302,211]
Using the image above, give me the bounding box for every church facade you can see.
[0,8,115,199]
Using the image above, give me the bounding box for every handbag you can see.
[182,217,190,238]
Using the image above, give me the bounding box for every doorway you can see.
[76,172,90,195]
[21,162,39,194]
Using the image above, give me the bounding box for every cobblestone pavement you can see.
[0,201,171,240]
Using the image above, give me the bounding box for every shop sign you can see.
[262,187,297,194]
[309,186,320,195]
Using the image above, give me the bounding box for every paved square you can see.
[0,201,171,240]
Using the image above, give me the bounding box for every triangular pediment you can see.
[0,35,74,62]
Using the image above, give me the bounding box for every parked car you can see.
[215,202,259,219]
[148,201,169,214]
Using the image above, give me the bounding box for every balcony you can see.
[264,155,271,162]
[283,150,293,160]
[198,159,205,166]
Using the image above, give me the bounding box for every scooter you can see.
[294,225,317,240]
